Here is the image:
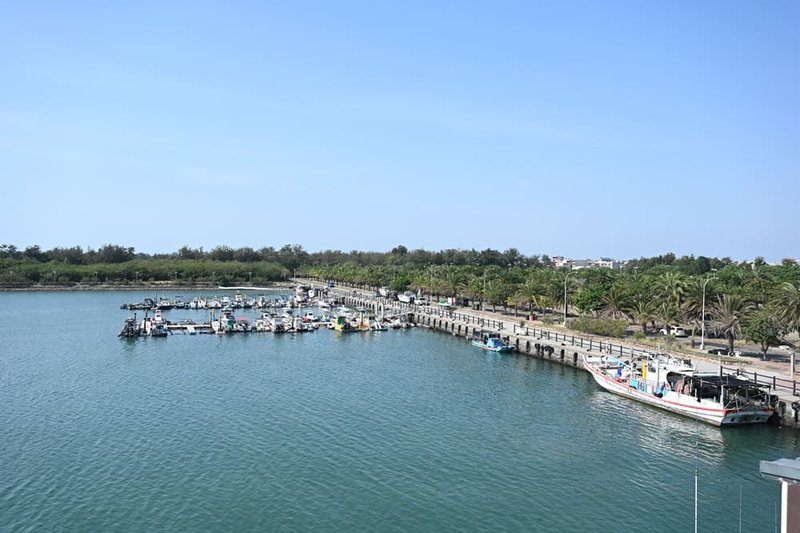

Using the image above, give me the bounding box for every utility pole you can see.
[700,268,718,351]
[563,271,573,326]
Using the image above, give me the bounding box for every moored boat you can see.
[118,314,142,337]
[397,291,414,304]
[582,353,776,426]
[141,309,170,337]
[471,330,513,353]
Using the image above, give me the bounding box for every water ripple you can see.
[0,293,795,531]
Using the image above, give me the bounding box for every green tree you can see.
[709,294,754,354]
[775,282,800,335]
[655,271,688,308]
[513,275,541,316]
[598,284,631,320]
[656,302,682,332]
[744,309,788,360]
[630,298,657,335]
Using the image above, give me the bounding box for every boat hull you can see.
[583,356,773,426]
[471,340,513,353]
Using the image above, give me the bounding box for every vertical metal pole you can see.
[700,279,707,351]
[694,466,698,533]
[700,269,716,351]
[563,275,567,326]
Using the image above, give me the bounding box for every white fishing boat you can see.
[582,353,776,426]
[370,319,388,331]
[271,315,287,333]
[397,291,414,303]
[215,307,236,333]
[254,312,273,332]
[141,309,169,337]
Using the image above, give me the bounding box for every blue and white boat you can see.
[471,331,513,353]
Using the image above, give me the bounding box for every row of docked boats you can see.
[119,303,415,337]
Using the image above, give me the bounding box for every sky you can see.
[1,1,798,262]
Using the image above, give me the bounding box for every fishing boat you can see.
[397,291,415,304]
[118,314,142,337]
[271,316,287,333]
[142,309,170,337]
[582,353,776,426]
[212,307,237,333]
[471,330,513,353]
[370,319,388,331]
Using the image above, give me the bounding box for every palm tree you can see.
[776,281,800,335]
[656,302,682,333]
[513,275,542,318]
[485,278,505,313]
[746,267,774,308]
[630,298,657,335]
[682,277,719,334]
[709,294,754,354]
[438,265,464,299]
[656,271,688,308]
[598,283,631,320]
[408,272,429,295]
[464,274,484,309]
[537,295,556,320]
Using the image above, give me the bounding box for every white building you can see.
[552,256,623,270]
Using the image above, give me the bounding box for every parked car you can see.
[659,325,689,338]
[708,348,742,357]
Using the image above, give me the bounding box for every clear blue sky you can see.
[2,1,798,262]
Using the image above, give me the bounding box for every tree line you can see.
[4,242,793,272]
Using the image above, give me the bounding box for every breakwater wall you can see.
[338,292,800,429]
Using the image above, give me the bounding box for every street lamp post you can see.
[699,268,717,351]
[563,271,573,326]
[482,270,487,311]
[249,271,253,284]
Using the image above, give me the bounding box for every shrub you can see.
[567,317,627,337]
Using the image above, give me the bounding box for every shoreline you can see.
[0,282,296,292]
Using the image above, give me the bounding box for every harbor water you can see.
[2,291,799,532]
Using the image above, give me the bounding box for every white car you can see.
[659,325,689,338]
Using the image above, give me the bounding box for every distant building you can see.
[552,256,624,270]
[594,258,623,270]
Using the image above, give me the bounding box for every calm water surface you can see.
[2,291,799,532]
